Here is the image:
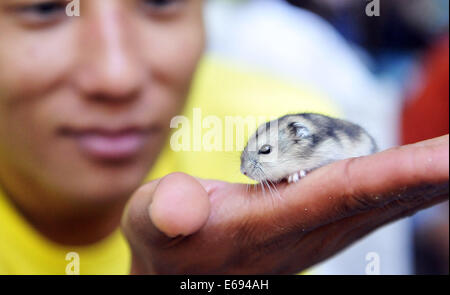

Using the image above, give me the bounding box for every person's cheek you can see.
[0,26,76,103]
[0,25,77,166]
[136,14,205,119]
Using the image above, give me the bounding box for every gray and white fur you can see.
[240,113,378,183]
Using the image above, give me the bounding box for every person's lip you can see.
[60,126,155,162]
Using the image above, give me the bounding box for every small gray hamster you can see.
[240,113,378,183]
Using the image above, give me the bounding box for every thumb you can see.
[122,172,211,249]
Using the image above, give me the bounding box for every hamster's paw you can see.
[288,170,307,183]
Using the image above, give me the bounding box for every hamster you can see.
[240,113,378,183]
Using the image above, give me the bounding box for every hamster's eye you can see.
[258,144,272,155]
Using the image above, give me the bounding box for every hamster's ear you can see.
[289,122,310,138]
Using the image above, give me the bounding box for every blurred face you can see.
[0,0,205,210]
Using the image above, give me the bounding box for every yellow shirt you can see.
[0,56,340,274]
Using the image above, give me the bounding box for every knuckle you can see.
[341,157,378,213]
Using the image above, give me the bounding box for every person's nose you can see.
[74,5,145,103]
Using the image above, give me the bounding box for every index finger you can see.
[232,135,449,230]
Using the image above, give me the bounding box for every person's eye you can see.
[12,1,67,27]
[258,145,272,155]
[141,0,184,16]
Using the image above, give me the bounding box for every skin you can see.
[0,0,448,274]
[123,135,449,274]
[0,0,205,245]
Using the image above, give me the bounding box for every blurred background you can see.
[202,0,449,274]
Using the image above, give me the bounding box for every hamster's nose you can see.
[240,167,247,176]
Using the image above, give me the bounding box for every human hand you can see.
[122,135,449,274]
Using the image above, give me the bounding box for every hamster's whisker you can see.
[267,179,281,199]
[266,179,276,199]
[255,169,266,197]
[260,182,266,197]
[256,166,281,200]
[241,182,248,195]
[266,179,279,208]
[266,180,278,203]
[263,179,273,198]
[257,167,275,199]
